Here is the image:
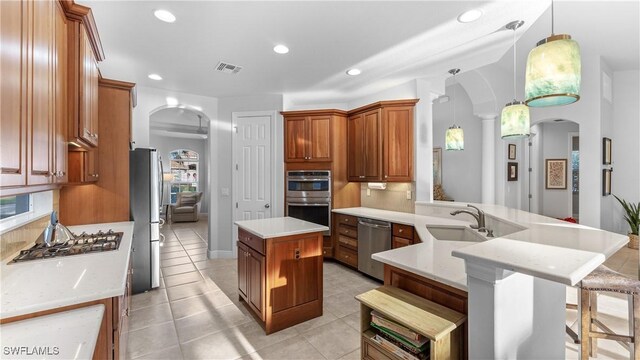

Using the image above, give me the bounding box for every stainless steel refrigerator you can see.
[130,148,162,294]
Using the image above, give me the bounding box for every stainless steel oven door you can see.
[286,200,331,236]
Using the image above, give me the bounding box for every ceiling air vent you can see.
[215,61,243,74]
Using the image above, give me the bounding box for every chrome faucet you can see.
[450,204,486,232]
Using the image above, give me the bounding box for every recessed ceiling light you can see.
[148,73,163,81]
[154,9,176,23]
[273,44,289,54]
[457,9,483,23]
[346,68,361,76]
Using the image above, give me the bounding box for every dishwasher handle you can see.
[358,219,391,229]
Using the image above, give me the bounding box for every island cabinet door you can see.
[237,242,248,300]
[269,236,322,313]
[247,248,265,320]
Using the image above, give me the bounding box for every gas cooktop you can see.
[9,230,123,264]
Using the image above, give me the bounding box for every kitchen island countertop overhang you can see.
[333,204,628,290]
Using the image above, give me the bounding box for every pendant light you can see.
[524,0,581,107]
[501,20,530,139]
[445,69,464,151]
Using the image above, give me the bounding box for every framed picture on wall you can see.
[508,144,516,160]
[603,137,612,165]
[545,159,568,189]
[602,169,612,196]
[507,162,518,181]
[433,147,442,186]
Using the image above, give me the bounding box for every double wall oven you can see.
[286,171,331,236]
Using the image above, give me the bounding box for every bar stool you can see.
[580,265,640,360]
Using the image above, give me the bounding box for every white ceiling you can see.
[82,1,638,107]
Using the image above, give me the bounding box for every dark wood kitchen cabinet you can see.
[334,214,359,268]
[237,227,323,334]
[392,223,415,249]
[347,99,418,182]
[283,110,347,163]
[347,109,381,182]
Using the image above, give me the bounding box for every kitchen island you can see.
[334,203,628,359]
[234,217,328,334]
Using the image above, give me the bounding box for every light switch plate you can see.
[367,188,371,196]
[406,190,412,200]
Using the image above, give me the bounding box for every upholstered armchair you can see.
[170,192,203,223]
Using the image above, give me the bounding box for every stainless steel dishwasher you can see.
[358,218,391,280]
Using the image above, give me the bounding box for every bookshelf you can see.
[356,286,466,360]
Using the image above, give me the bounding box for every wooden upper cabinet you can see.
[79,25,98,147]
[68,20,99,148]
[308,115,331,161]
[348,110,381,181]
[383,106,414,182]
[53,1,68,184]
[283,111,342,163]
[0,0,28,187]
[28,0,55,185]
[347,100,417,182]
[285,116,307,162]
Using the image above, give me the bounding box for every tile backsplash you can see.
[0,190,59,261]
[360,182,415,213]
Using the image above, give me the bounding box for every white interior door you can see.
[232,112,274,256]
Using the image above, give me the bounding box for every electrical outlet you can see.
[406,190,412,200]
[366,188,371,196]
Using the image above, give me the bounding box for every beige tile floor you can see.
[126,220,639,360]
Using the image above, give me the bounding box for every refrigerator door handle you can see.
[151,240,160,288]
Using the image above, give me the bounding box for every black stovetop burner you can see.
[9,230,123,264]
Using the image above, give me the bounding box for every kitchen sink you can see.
[426,225,486,242]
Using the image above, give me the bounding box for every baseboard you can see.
[208,249,235,259]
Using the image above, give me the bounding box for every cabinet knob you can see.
[48,172,54,176]
[95,174,99,178]
[385,175,388,178]
[399,229,403,233]
[359,176,365,179]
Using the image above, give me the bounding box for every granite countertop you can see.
[1,221,134,319]
[235,216,329,239]
[333,204,628,290]
[0,305,104,360]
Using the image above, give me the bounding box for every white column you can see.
[481,115,496,204]
[465,262,566,359]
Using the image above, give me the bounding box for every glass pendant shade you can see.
[501,101,530,138]
[445,125,464,151]
[525,35,581,107]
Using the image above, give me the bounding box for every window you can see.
[169,149,199,203]
[0,195,31,220]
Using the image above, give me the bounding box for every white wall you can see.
[132,86,218,148]
[611,70,640,234]
[149,134,209,214]
[433,83,482,203]
[599,61,615,231]
[215,95,284,256]
[538,121,579,219]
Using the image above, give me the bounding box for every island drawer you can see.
[337,214,358,227]
[336,245,358,268]
[392,223,414,239]
[337,235,358,250]
[238,228,265,255]
[338,224,358,238]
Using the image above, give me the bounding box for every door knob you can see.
[264,204,270,208]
